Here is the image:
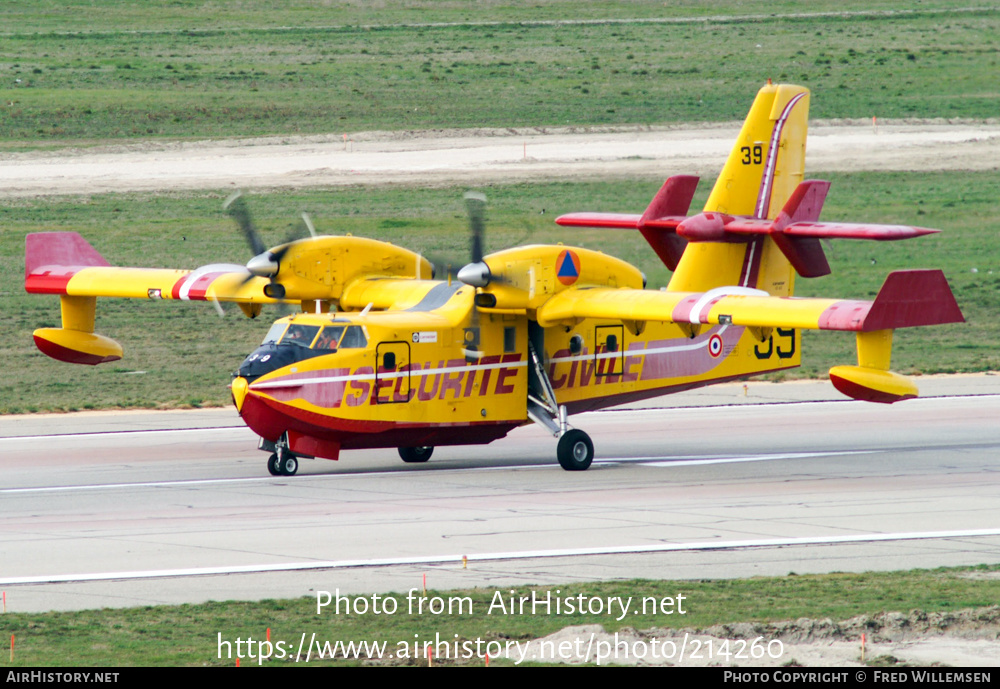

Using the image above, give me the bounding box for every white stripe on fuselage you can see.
[251,325,741,391]
[251,358,528,389]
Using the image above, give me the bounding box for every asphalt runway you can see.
[2,378,1000,613]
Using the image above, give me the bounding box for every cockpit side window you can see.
[313,326,345,351]
[279,324,320,348]
[261,322,288,345]
[339,325,367,349]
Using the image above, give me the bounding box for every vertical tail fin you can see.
[668,83,810,295]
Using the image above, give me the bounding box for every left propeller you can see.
[224,191,316,301]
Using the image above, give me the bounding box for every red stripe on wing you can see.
[24,266,83,295]
[184,271,230,300]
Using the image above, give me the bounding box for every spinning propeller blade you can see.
[223,191,315,310]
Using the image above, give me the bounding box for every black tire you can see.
[557,429,594,471]
[398,446,434,463]
[267,453,281,476]
[278,453,299,476]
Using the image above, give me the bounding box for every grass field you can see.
[3,0,998,412]
[0,1,997,146]
[2,1,999,670]
[4,168,998,413]
[2,566,998,666]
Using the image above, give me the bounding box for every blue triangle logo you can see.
[558,252,578,278]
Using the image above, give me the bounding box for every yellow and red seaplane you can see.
[25,83,963,475]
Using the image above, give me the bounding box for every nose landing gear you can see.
[266,450,299,476]
[265,434,300,476]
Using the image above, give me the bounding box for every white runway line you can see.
[6,393,1000,440]
[0,476,277,494]
[602,450,876,467]
[0,450,876,494]
[5,528,1000,586]
[7,426,246,441]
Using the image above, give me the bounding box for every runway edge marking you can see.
[5,528,1000,585]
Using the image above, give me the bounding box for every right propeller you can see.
[457,191,492,288]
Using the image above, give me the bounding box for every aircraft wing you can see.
[26,264,279,303]
[536,269,963,332]
[25,232,282,304]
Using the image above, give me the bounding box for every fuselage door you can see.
[595,324,624,378]
[375,341,411,404]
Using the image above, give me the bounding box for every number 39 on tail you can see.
[25,83,963,475]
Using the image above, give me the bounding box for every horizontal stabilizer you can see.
[555,175,697,270]
[554,212,641,229]
[786,222,939,239]
[557,178,940,277]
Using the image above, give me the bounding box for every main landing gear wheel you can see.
[398,446,434,463]
[267,453,281,476]
[557,429,594,471]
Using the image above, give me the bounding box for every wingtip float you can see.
[25,82,964,474]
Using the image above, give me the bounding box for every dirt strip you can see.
[1,120,997,197]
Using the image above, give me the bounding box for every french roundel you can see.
[556,249,581,286]
[707,334,723,358]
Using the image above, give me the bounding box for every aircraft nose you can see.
[231,376,250,412]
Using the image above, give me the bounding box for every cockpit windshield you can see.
[279,324,320,348]
[313,326,345,351]
[261,322,287,345]
[339,325,367,349]
[258,321,365,351]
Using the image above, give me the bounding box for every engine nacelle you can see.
[280,236,433,303]
[479,245,644,311]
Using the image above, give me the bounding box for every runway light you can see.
[422,573,427,595]
[462,555,468,569]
